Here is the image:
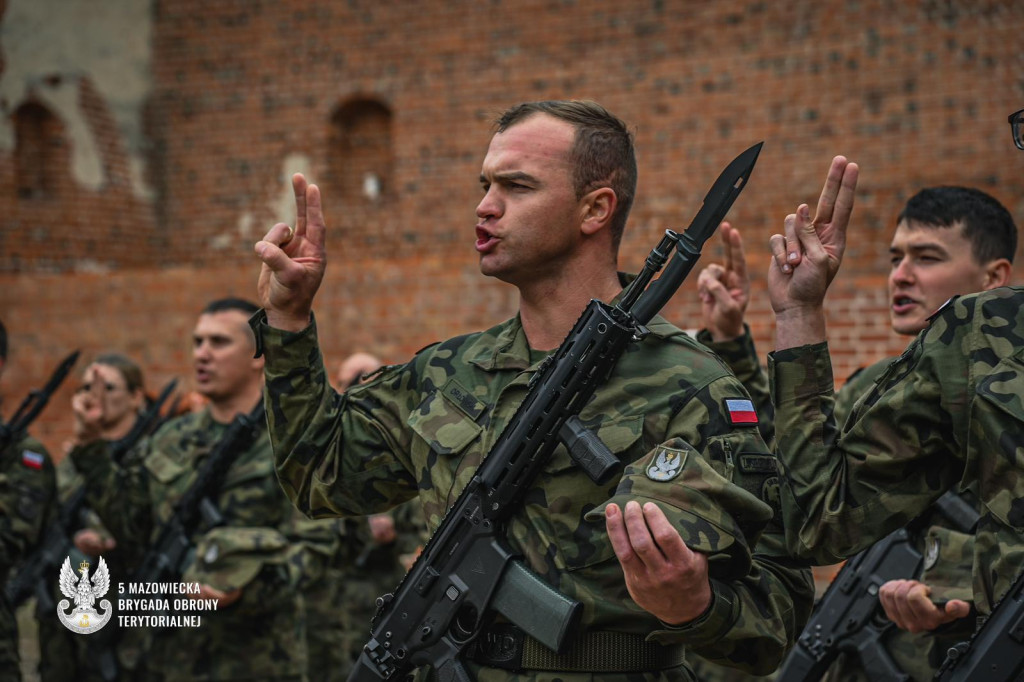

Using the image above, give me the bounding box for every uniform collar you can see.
[464,273,682,373]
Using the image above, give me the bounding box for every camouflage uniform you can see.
[0,435,57,682]
[700,330,979,681]
[769,286,1024,623]
[337,502,427,673]
[253,308,815,681]
[70,407,336,682]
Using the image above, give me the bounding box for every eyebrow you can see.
[888,242,950,255]
[479,171,541,185]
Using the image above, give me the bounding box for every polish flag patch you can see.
[21,450,45,470]
[725,398,758,425]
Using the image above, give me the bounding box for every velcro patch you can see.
[21,450,45,470]
[738,454,778,474]
[646,445,690,482]
[442,378,486,421]
[725,398,758,426]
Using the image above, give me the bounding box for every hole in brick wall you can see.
[327,99,393,207]
[14,101,68,200]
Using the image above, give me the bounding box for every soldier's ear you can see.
[982,258,1012,290]
[579,187,617,237]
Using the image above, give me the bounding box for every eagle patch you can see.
[646,446,688,481]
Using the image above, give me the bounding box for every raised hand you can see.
[767,156,859,316]
[605,501,712,625]
[70,365,107,447]
[255,173,328,331]
[878,579,971,633]
[698,222,750,342]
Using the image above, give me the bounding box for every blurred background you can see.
[1,0,1022,455]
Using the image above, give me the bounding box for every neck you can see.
[517,265,622,350]
[207,383,263,424]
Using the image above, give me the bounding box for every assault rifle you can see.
[776,490,981,682]
[348,142,763,682]
[4,378,179,610]
[131,400,266,585]
[0,350,79,455]
[935,568,1024,681]
[92,400,265,682]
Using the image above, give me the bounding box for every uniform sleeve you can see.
[697,325,775,444]
[0,438,57,575]
[254,312,419,518]
[767,340,962,564]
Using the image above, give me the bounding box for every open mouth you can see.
[475,226,499,252]
[891,296,917,313]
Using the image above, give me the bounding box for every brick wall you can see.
[2,0,1023,455]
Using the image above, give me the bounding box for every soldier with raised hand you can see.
[694,183,1017,680]
[764,141,1024,634]
[0,319,59,682]
[67,298,334,682]
[252,99,814,679]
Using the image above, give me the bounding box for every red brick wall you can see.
[2,0,1023,456]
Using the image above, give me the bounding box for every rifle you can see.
[4,378,179,610]
[935,568,1024,682]
[89,401,266,682]
[131,400,266,585]
[776,490,981,682]
[0,349,80,455]
[348,142,763,682]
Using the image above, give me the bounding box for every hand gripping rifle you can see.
[90,400,265,682]
[776,490,980,682]
[348,142,763,682]
[131,400,266,585]
[0,349,80,456]
[935,567,1024,682]
[4,378,179,610]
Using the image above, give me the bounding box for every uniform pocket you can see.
[407,389,483,457]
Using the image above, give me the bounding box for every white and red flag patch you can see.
[21,450,45,470]
[725,398,758,425]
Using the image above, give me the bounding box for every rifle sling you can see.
[470,624,687,672]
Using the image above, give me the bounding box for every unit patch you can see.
[646,446,689,482]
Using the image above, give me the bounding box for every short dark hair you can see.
[898,186,1018,264]
[0,318,6,362]
[92,353,145,393]
[201,297,260,317]
[495,100,637,251]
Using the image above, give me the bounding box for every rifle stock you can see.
[347,142,763,682]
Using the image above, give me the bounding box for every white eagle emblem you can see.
[646,448,685,481]
[57,556,113,634]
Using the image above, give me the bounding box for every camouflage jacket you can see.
[71,406,336,681]
[769,286,1024,617]
[705,331,979,680]
[255,310,814,679]
[0,435,57,675]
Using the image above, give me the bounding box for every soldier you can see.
[764,151,1024,630]
[0,318,59,682]
[30,354,152,682]
[253,100,814,679]
[67,298,334,682]
[694,184,1017,680]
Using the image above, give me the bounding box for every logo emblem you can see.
[646,448,685,481]
[57,557,113,634]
